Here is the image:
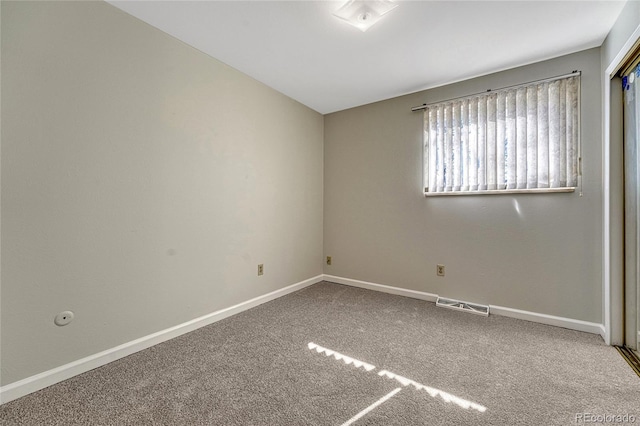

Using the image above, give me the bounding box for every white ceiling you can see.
[108,0,626,114]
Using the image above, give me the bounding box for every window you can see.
[422,73,580,195]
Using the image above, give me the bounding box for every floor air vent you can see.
[436,297,489,317]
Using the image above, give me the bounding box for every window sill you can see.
[424,187,576,197]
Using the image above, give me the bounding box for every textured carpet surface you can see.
[2,281,639,425]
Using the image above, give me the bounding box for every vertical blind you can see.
[423,74,580,194]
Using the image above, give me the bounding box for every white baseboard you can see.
[0,275,323,405]
[1,274,606,404]
[323,274,604,337]
[489,305,604,336]
[322,275,438,302]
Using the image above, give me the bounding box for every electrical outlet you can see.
[258,264,264,276]
[437,264,445,276]
[326,256,332,266]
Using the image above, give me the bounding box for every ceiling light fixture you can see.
[332,0,398,32]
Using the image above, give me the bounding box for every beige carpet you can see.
[1,281,639,425]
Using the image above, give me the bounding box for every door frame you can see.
[604,24,640,346]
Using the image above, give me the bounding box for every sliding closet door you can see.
[623,63,640,353]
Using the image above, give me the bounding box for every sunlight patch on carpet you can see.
[308,342,376,371]
[308,341,487,421]
[378,370,486,412]
[341,388,403,426]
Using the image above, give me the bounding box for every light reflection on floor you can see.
[307,341,487,425]
[341,387,402,426]
[308,342,376,372]
[377,370,486,412]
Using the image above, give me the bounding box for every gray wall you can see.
[1,1,323,385]
[602,0,640,69]
[324,48,603,323]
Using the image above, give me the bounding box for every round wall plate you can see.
[54,311,74,326]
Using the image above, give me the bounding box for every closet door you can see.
[623,62,640,353]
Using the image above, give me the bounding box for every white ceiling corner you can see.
[107,0,627,114]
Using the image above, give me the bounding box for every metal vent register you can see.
[436,297,489,317]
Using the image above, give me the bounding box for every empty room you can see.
[2,0,640,424]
